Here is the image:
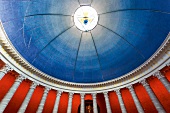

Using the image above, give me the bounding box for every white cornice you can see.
[0,21,170,93]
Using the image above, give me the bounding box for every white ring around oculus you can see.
[74,6,98,32]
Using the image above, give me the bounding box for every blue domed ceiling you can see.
[0,0,170,83]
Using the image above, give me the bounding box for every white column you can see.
[115,89,127,113]
[0,75,25,113]
[154,71,170,93]
[18,82,38,113]
[36,87,50,113]
[103,92,112,113]
[127,85,144,113]
[67,92,74,113]
[52,91,62,113]
[140,79,166,113]
[92,93,98,113]
[0,64,13,80]
[80,93,85,113]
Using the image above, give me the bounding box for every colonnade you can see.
[0,65,170,113]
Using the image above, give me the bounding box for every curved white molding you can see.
[0,20,170,93]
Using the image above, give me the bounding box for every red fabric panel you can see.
[4,81,30,113]
[134,84,157,113]
[164,70,170,82]
[42,90,56,113]
[148,77,170,112]
[58,92,68,113]
[0,60,5,69]
[25,86,44,113]
[109,91,121,113]
[72,94,80,113]
[0,73,15,102]
[85,94,92,100]
[121,88,138,113]
[97,93,107,113]
[161,66,170,81]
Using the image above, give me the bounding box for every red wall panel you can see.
[4,81,30,113]
[25,86,44,113]
[0,60,5,69]
[164,70,170,81]
[134,84,157,113]
[97,93,107,113]
[121,88,138,113]
[72,94,81,113]
[0,73,15,102]
[161,66,170,81]
[85,94,92,100]
[42,90,56,113]
[58,92,68,113]
[109,91,121,113]
[148,77,170,112]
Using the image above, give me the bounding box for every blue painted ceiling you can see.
[0,0,170,83]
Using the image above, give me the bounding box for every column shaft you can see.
[67,93,74,113]
[0,72,5,80]
[116,90,127,113]
[159,78,170,92]
[18,82,38,113]
[141,80,166,113]
[36,87,50,113]
[127,85,144,113]
[103,92,112,113]
[52,91,62,113]
[92,93,98,113]
[80,93,85,113]
[154,71,170,93]
[0,75,24,113]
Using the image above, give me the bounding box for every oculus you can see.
[74,6,98,32]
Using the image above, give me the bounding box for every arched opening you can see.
[78,100,100,113]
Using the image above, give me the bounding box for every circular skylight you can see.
[74,6,98,32]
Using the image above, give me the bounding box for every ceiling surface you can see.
[0,0,170,83]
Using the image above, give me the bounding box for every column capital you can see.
[92,93,97,98]
[103,92,109,98]
[0,64,13,74]
[127,85,134,92]
[153,71,164,79]
[103,91,108,95]
[16,75,25,82]
[140,79,149,86]
[57,90,63,97]
[69,92,74,98]
[80,93,85,99]
[30,82,38,89]
[44,87,50,93]
[115,89,121,95]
